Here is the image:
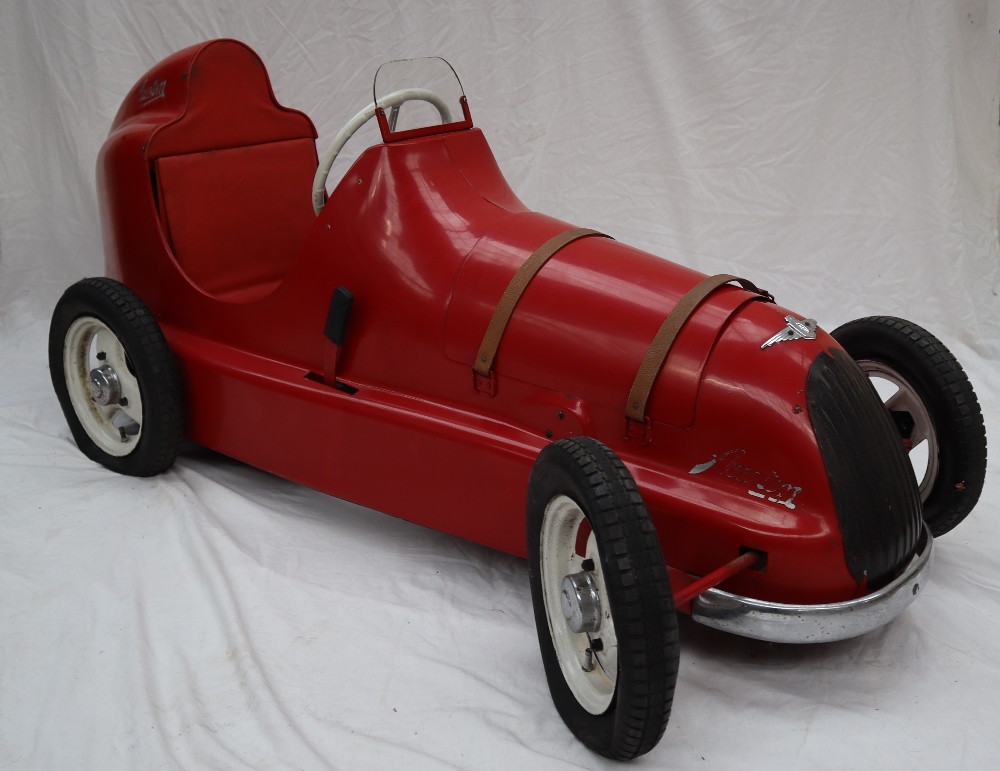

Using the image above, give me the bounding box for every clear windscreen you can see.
[373,57,465,133]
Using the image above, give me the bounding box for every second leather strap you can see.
[625,274,773,422]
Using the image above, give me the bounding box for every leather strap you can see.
[473,227,609,377]
[625,274,773,422]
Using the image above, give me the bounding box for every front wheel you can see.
[831,316,986,536]
[527,437,679,760]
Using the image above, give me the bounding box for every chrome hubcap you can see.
[88,365,122,406]
[561,571,602,634]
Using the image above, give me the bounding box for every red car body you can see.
[96,39,916,618]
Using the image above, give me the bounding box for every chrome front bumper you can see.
[691,526,933,644]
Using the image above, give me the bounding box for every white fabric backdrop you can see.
[1,1,999,768]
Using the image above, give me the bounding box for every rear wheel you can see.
[527,437,678,760]
[49,277,183,476]
[831,316,986,536]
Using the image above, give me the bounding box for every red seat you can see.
[147,40,319,302]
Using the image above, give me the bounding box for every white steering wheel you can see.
[312,88,452,215]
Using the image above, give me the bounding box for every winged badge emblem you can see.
[761,315,817,349]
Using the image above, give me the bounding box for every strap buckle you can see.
[473,369,497,396]
[623,415,653,445]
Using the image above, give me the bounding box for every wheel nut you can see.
[88,365,121,406]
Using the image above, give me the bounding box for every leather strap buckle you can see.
[473,369,497,396]
[623,415,654,445]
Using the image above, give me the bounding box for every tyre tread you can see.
[528,437,679,760]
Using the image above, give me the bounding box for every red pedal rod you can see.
[673,551,761,607]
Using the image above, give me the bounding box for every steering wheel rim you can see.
[312,88,452,215]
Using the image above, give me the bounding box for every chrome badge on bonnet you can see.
[761,315,817,349]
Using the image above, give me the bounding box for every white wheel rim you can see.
[63,316,144,457]
[539,495,618,715]
[858,359,939,502]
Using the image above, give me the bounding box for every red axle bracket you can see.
[672,550,763,608]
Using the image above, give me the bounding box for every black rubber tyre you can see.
[527,437,678,760]
[49,277,183,476]
[831,316,986,536]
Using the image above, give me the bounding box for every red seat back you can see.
[148,40,319,301]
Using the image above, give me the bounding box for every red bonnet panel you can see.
[444,211,763,427]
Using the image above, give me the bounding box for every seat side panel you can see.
[155,138,318,297]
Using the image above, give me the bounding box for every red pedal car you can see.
[49,40,987,759]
